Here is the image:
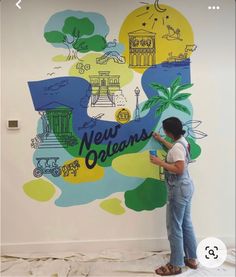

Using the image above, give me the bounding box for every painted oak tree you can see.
[44,16,107,60]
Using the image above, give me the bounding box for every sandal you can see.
[184,258,198,269]
[155,263,182,276]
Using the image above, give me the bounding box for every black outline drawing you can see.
[89,71,121,107]
[31,103,77,149]
[43,79,69,93]
[154,0,166,12]
[77,113,104,130]
[138,0,169,28]
[185,44,197,52]
[128,29,156,68]
[61,159,80,177]
[183,120,207,139]
[151,18,158,29]
[137,11,149,17]
[39,111,50,135]
[161,44,197,67]
[106,39,117,48]
[162,52,190,67]
[115,92,127,107]
[115,108,131,124]
[162,15,170,26]
[76,62,91,74]
[33,157,61,178]
[31,136,42,149]
[134,87,141,121]
[96,51,126,65]
[80,85,92,108]
[91,94,116,108]
[158,120,207,140]
[162,25,183,41]
[149,13,154,19]
[47,72,55,76]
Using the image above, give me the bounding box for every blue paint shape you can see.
[28,77,159,148]
[104,42,125,55]
[142,62,191,99]
[55,167,143,207]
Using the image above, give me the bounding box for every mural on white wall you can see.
[24,0,207,215]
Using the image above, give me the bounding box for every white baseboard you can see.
[1,237,235,256]
[1,238,169,255]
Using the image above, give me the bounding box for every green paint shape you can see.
[23,179,56,202]
[62,17,94,37]
[44,31,66,43]
[187,137,201,159]
[163,136,201,160]
[52,114,154,168]
[73,35,107,53]
[100,198,125,215]
[125,178,167,211]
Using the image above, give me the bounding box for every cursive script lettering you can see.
[79,125,153,169]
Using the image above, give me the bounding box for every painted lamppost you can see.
[134,87,140,121]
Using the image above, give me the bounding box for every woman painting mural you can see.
[150,117,198,276]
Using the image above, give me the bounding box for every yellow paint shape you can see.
[62,158,104,184]
[100,198,126,215]
[69,53,133,87]
[23,179,56,202]
[119,4,194,73]
[112,151,163,179]
[52,55,68,62]
[115,108,131,124]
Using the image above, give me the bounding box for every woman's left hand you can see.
[150,155,163,166]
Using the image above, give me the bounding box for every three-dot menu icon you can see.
[208,6,220,10]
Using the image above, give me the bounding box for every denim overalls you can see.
[164,140,197,267]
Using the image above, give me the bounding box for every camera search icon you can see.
[197,237,227,268]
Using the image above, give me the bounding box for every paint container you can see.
[149,150,157,156]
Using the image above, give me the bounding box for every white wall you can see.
[1,0,235,254]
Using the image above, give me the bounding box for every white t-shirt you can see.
[166,136,188,163]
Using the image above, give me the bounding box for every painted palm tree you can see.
[142,77,193,116]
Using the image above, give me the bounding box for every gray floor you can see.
[1,249,235,277]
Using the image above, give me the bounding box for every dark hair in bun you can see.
[162,117,185,139]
